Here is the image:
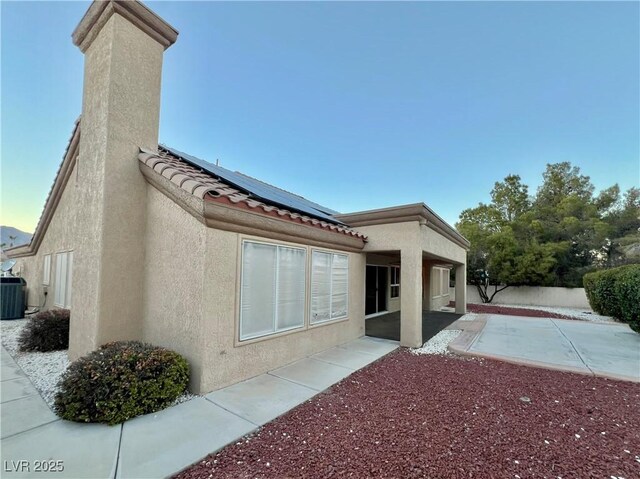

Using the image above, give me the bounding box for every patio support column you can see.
[400,246,423,348]
[455,262,467,314]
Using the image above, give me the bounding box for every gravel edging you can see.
[488,303,615,323]
[1,319,69,408]
[1,318,197,409]
[412,329,461,355]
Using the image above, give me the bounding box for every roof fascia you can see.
[5,122,81,259]
[140,162,366,253]
[336,203,470,250]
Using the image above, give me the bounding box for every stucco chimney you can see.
[69,1,178,358]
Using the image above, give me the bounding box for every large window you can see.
[311,251,349,324]
[43,254,51,286]
[239,241,306,341]
[54,251,73,308]
[390,266,400,298]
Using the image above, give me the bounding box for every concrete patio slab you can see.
[270,357,353,391]
[1,395,58,439]
[365,310,462,343]
[550,319,640,381]
[450,314,640,382]
[1,377,38,403]
[470,316,587,369]
[337,337,399,358]
[117,397,255,479]
[312,346,380,370]
[1,420,121,479]
[206,373,316,426]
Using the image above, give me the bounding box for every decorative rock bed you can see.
[177,349,640,479]
[1,318,68,407]
[1,318,196,411]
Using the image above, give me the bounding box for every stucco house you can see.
[7,0,469,394]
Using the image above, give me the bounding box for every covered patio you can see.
[337,203,470,348]
[365,310,463,343]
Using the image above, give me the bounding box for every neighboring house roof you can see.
[138,147,366,240]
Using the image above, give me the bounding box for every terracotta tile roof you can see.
[138,148,367,241]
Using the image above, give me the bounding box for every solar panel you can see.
[160,145,345,225]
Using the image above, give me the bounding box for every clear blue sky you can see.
[2,1,638,233]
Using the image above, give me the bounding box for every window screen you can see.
[311,251,349,323]
[54,251,73,308]
[43,255,51,286]
[240,241,306,341]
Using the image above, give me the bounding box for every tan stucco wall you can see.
[198,228,366,393]
[139,188,366,394]
[419,225,467,265]
[461,285,590,309]
[12,163,79,313]
[141,187,206,392]
[70,13,164,358]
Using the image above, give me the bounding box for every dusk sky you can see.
[2,1,638,234]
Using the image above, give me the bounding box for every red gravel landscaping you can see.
[176,351,640,479]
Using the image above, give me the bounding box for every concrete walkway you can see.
[450,314,640,382]
[1,337,398,478]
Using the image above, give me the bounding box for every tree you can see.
[456,163,639,302]
[535,162,594,209]
[457,175,556,303]
[490,174,530,223]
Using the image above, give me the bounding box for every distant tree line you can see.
[456,162,640,303]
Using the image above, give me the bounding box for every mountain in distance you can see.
[1,226,33,249]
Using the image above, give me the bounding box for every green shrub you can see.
[54,341,189,425]
[18,309,70,352]
[584,264,640,332]
[612,265,640,332]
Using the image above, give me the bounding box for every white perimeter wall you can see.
[453,285,591,310]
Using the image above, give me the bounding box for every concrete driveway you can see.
[450,315,640,382]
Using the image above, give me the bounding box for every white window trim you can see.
[53,251,73,308]
[310,250,349,325]
[442,268,450,296]
[43,254,51,286]
[238,240,307,342]
[390,266,400,299]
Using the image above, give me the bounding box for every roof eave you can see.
[336,203,470,250]
[5,119,81,259]
[139,153,367,253]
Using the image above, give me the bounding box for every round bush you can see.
[584,264,640,332]
[18,309,70,352]
[54,341,189,425]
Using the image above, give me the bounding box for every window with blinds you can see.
[54,251,73,308]
[310,251,349,324]
[43,254,51,286]
[239,241,306,341]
